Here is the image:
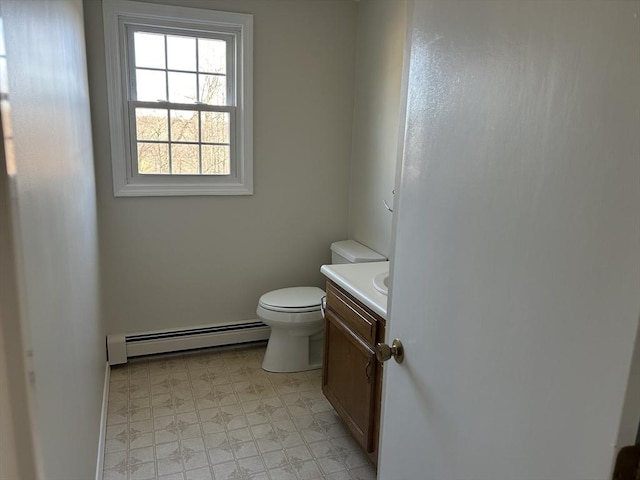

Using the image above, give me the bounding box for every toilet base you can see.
[262,329,324,373]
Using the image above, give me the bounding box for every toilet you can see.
[258,240,386,373]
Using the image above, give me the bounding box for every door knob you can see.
[375,339,404,364]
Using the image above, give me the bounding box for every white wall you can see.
[0,326,19,480]
[2,0,106,478]
[617,321,640,448]
[0,137,43,480]
[84,0,357,335]
[348,0,406,258]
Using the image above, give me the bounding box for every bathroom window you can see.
[103,0,253,196]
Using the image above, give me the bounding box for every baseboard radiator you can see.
[106,321,270,365]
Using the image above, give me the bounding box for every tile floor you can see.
[103,343,377,480]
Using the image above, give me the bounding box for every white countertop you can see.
[320,261,389,319]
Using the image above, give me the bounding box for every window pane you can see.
[171,144,200,174]
[134,32,165,69]
[136,108,168,141]
[202,145,230,175]
[168,72,197,103]
[137,142,169,174]
[167,35,196,72]
[170,110,198,142]
[136,69,166,101]
[199,74,226,105]
[198,38,226,74]
[201,111,229,144]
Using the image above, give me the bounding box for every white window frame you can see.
[103,0,253,196]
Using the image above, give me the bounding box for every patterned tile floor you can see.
[103,343,377,480]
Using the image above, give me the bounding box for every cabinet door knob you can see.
[375,339,404,364]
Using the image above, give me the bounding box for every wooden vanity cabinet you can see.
[322,280,385,466]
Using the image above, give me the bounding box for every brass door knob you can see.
[375,339,404,364]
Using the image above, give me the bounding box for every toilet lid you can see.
[259,287,325,311]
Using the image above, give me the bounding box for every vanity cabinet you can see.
[322,280,385,466]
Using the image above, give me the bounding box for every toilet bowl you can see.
[258,287,325,373]
[258,240,386,373]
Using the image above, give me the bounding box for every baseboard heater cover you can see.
[107,321,270,365]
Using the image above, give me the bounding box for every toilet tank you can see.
[330,240,386,264]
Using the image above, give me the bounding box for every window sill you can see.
[113,180,253,197]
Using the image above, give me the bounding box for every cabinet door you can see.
[322,309,376,452]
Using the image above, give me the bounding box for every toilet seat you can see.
[258,287,324,313]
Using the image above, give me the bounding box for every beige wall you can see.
[348,0,407,258]
[1,0,105,478]
[85,0,357,335]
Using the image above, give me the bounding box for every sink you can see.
[372,272,389,296]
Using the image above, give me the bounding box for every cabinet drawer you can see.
[326,281,378,345]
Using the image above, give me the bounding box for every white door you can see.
[379,2,640,479]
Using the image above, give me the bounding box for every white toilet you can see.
[258,240,386,373]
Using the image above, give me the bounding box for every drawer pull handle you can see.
[365,359,372,384]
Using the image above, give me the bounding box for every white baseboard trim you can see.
[107,320,271,365]
[95,362,110,480]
